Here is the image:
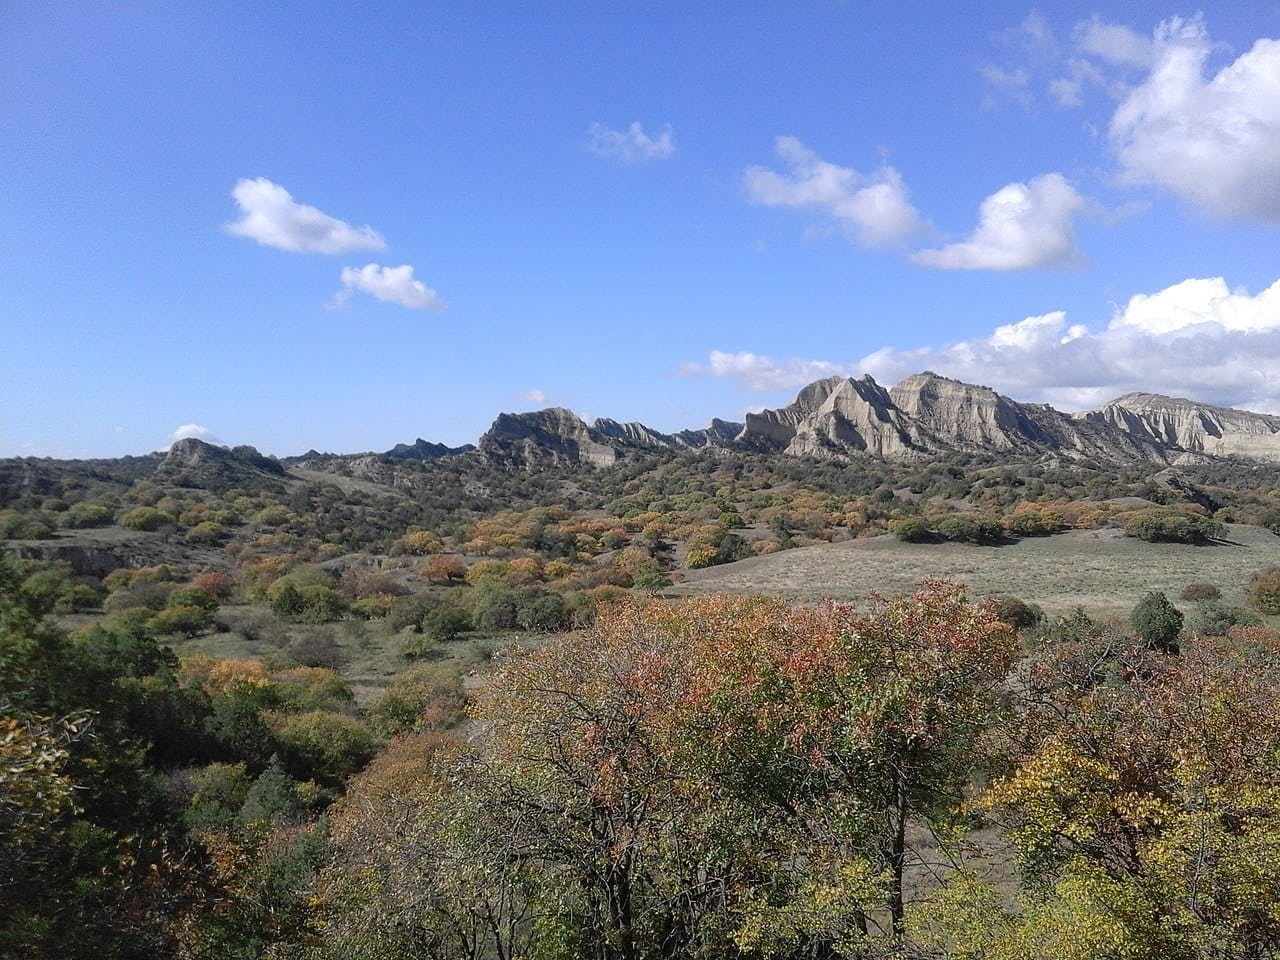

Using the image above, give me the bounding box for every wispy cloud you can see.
[676,350,855,392]
[331,264,444,311]
[744,137,926,249]
[226,177,386,254]
[587,121,677,164]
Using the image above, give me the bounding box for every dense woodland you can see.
[3,446,1280,958]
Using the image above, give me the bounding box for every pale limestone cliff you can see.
[1086,393,1280,461]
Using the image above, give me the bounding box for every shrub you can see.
[119,506,175,532]
[367,663,466,738]
[150,604,215,637]
[1123,509,1222,545]
[685,545,718,569]
[936,515,1002,545]
[419,555,466,584]
[191,572,233,598]
[890,517,932,543]
[989,595,1045,631]
[1247,566,1280,615]
[1130,591,1183,653]
[275,711,375,785]
[1179,582,1222,602]
[63,502,114,529]
[1184,601,1261,637]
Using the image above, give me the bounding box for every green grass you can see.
[671,523,1280,620]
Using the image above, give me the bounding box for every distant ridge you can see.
[17,374,1280,473]
[467,371,1191,469]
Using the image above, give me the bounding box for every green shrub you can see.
[890,517,932,543]
[936,515,1002,544]
[1123,509,1221,545]
[367,663,466,738]
[1183,601,1260,637]
[1130,591,1183,653]
[63,502,114,529]
[119,506,174,532]
[275,711,375,785]
[150,604,215,637]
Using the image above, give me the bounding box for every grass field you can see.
[671,523,1280,620]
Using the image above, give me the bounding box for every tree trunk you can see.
[889,767,909,939]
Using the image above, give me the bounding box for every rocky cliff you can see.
[478,408,621,469]
[1085,393,1280,462]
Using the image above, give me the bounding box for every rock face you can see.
[740,375,924,458]
[155,439,287,489]
[478,408,621,468]
[383,438,475,460]
[380,373,1277,470]
[1085,393,1280,462]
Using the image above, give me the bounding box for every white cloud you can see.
[170,424,221,445]
[1074,16,1153,68]
[226,177,386,254]
[682,277,1280,413]
[333,264,444,311]
[521,389,550,405]
[912,173,1086,270]
[1110,17,1280,222]
[676,350,856,393]
[587,121,677,164]
[1112,276,1280,334]
[744,137,926,248]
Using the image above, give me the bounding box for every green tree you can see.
[1130,590,1184,653]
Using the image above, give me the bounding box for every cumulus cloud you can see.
[332,264,444,311]
[521,389,551,405]
[675,350,856,393]
[1110,17,1280,222]
[170,424,221,445]
[587,121,677,164]
[744,137,926,249]
[912,173,1086,270]
[682,277,1280,413]
[226,177,386,254]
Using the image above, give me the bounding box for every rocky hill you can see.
[467,372,1178,468]
[154,439,288,489]
[1084,393,1280,462]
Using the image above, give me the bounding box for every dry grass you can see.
[671,523,1280,619]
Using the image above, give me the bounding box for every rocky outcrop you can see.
[592,419,678,448]
[1085,393,1280,462]
[383,438,475,460]
[478,408,620,468]
[774,376,924,458]
[154,439,287,489]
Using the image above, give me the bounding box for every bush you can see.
[1123,509,1222,545]
[1184,601,1261,637]
[1130,591,1183,653]
[890,517,932,543]
[936,515,1002,545]
[63,502,114,529]
[1247,566,1280,615]
[367,663,466,738]
[989,595,1045,631]
[275,710,376,785]
[119,506,175,532]
[150,604,215,637]
[1179,582,1222,602]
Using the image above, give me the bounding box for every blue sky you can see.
[4,1,1280,457]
